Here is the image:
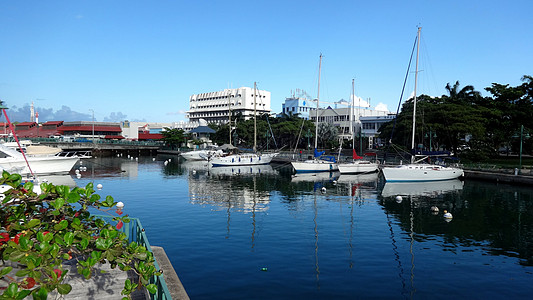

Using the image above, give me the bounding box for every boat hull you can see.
[210,153,277,167]
[291,160,339,173]
[381,164,464,182]
[0,156,80,175]
[338,161,379,174]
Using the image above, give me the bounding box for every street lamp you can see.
[89,109,95,142]
[304,128,312,150]
[515,125,530,173]
[425,129,437,151]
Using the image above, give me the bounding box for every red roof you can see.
[16,122,37,127]
[59,125,122,133]
[42,121,63,126]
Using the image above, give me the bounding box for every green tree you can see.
[161,128,187,149]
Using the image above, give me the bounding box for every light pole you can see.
[425,129,437,151]
[89,109,94,142]
[513,125,530,174]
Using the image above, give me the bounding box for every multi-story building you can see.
[187,87,271,125]
[310,103,393,148]
[281,89,316,119]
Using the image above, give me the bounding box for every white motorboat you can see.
[180,149,222,161]
[381,27,463,182]
[0,143,79,175]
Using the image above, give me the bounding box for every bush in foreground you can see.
[0,171,161,299]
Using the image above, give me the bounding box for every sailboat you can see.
[291,54,339,173]
[381,27,463,182]
[210,82,278,167]
[338,79,379,174]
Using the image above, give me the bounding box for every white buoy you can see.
[117,154,120,157]
[192,170,196,174]
[97,184,103,190]
[116,201,124,209]
[443,210,453,219]
[79,161,83,165]
[321,187,326,193]
[395,195,403,203]
[332,180,337,185]
[135,157,138,161]
[164,161,168,166]
[75,169,80,174]
[152,158,156,161]
[76,174,82,178]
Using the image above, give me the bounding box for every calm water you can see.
[61,156,533,299]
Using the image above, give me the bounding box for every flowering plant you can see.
[0,171,161,299]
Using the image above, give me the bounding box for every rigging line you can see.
[293,116,306,153]
[388,33,419,145]
[2,109,35,177]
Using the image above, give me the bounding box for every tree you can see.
[317,122,339,149]
[161,127,187,149]
[0,172,161,299]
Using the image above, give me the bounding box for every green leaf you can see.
[15,269,31,277]
[67,192,81,203]
[19,235,30,251]
[0,266,13,277]
[25,219,41,229]
[54,219,69,231]
[51,197,65,209]
[32,287,48,300]
[63,232,74,246]
[79,238,89,250]
[16,289,32,300]
[6,282,18,297]
[146,284,158,294]
[57,284,72,295]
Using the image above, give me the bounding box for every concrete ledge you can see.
[464,170,533,185]
[152,246,190,300]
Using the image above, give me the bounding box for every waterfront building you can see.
[310,102,393,148]
[187,87,271,125]
[280,89,316,119]
[12,121,123,140]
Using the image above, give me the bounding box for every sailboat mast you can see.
[315,54,322,149]
[351,78,355,150]
[410,27,421,162]
[228,91,232,145]
[254,82,257,152]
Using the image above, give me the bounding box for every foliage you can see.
[317,122,339,149]
[161,127,187,149]
[0,171,161,299]
[379,76,533,162]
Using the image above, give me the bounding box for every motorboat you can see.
[210,152,278,167]
[0,143,79,175]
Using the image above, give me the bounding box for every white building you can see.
[187,86,271,124]
[310,103,393,148]
[280,89,316,119]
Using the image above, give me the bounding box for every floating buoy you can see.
[79,161,83,165]
[443,210,453,219]
[117,154,120,157]
[97,184,103,190]
[430,206,439,212]
[152,158,156,161]
[164,161,168,166]
[321,187,327,193]
[116,201,124,209]
[135,157,138,161]
[76,174,81,178]
[192,170,196,174]
[260,267,268,272]
[333,180,337,185]
[75,169,80,174]
[395,195,403,203]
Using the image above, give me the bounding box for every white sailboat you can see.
[210,82,278,167]
[338,79,379,174]
[381,27,463,182]
[291,54,339,173]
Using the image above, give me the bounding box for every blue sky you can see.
[0,0,531,123]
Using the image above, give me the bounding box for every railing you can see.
[97,215,172,300]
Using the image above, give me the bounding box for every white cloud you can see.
[351,95,370,108]
[375,103,389,112]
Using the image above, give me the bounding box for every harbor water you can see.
[61,156,533,299]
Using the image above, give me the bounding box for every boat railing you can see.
[96,215,172,300]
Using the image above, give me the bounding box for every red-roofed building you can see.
[59,122,123,139]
